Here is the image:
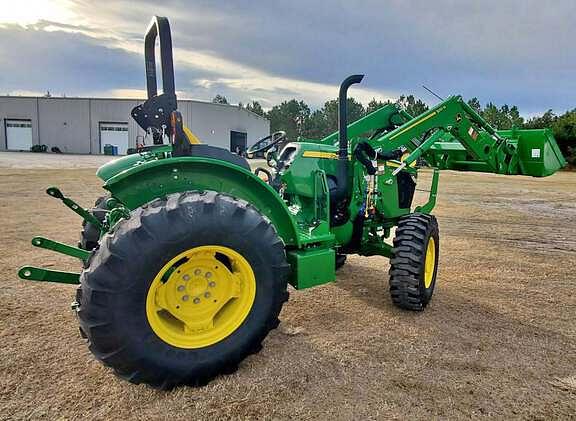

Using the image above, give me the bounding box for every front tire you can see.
[76,191,289,388]
[335,253,347,270]
[388,213,439,310]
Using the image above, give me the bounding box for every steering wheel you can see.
[247,131,286,156]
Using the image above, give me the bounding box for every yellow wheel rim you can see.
[146,245,256,349]
[423,237,436,288]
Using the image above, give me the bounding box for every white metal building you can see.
[0,96,269,155]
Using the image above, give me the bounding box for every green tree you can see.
[551,110,576,141]
[497,104,512,129]
[246,101,265,117]
[551,109,576,166]
[507,105,524,128]
[212,94,229,104]
[366,98,391,115]
[471,101,524,130]
[482,102,500,127]
[524,109,556,129]
[397,95,428,117]
[266,100,311,141]
[320,97,365,137]
[467,97,482,114]
[303,109,327,139]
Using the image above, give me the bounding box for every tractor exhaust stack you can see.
[338,74,364,160]
[335,74,364,202]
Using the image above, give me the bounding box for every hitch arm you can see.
[31,236,91,262]
[46,187,104,230]
[18,266,80,285]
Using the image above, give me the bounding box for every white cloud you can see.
[54,21,398,107]
[172,49,398,108]
[0,0,75,26]
[1,0,574,113]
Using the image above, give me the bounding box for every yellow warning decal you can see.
[302,151,339,159]
[389,111,437,140]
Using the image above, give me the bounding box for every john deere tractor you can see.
[19,17,566,388]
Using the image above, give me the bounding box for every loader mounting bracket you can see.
[414,168,440,214]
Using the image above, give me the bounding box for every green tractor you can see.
[19,17,566,388]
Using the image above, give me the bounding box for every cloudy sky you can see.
[0,0,574,115]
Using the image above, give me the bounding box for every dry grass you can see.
[0,162,575,420]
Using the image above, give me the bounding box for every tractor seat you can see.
[184,144,251,172]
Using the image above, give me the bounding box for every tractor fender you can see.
[102,157,301,247]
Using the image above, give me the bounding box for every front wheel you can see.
[76,191,289,388]
[388,213,439,310]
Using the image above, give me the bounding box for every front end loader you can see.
[18,16,566,388]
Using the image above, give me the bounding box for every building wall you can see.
[37,98,91,154]
[0,96,269,154]
[187,102,269,149]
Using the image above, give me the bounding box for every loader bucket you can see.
[425,127,566,177]
[498,128,566,177]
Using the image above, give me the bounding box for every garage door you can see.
[6,119,32,151]
[100,122,129,155]
[230,130,247,154]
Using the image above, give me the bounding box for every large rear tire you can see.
[388,213,439,311]
[76,191,289,388]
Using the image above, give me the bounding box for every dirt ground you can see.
[0,152,575,420]
[0,151,267,169]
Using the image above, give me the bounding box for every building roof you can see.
[0,95,268,121]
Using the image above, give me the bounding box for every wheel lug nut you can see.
[194,269,201,276]
[177,285,185,292]
[205,272,212,278]
[182,295,189,301]
[182,274,190,281]
[193,297,201,304]
[209,281,216,288]
[204,292,211,298]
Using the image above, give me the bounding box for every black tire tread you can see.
[389,213,439,311]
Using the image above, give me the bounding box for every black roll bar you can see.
[144,16,175,98]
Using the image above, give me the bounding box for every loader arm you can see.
[302,103,413,145]
[366,96,565,177]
